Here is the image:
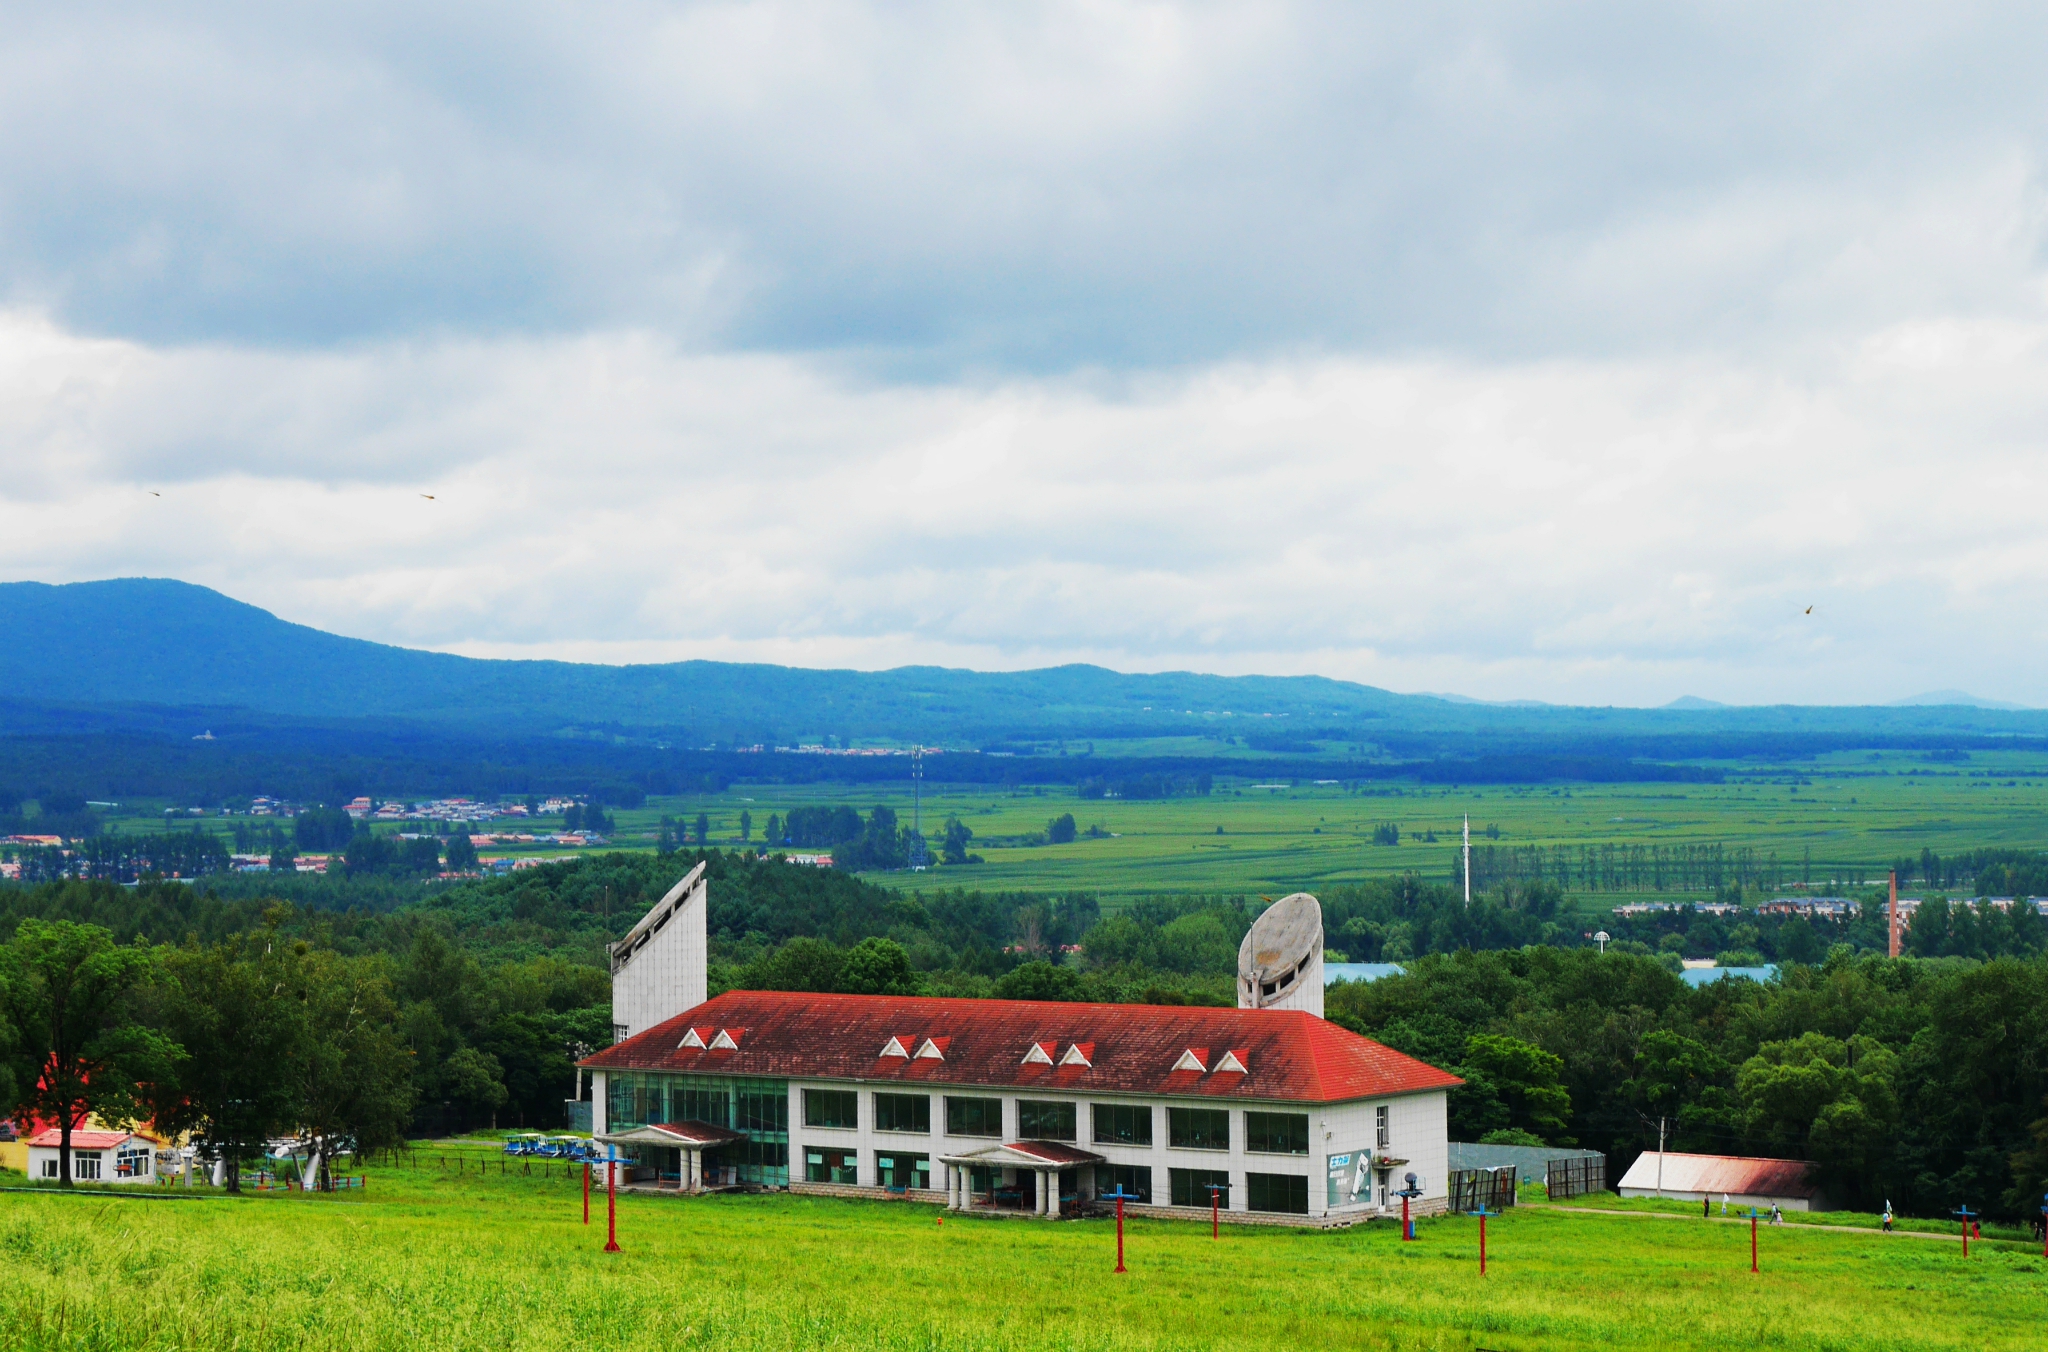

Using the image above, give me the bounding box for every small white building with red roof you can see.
[27,1127,163,1184]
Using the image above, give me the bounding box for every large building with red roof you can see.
[580,986,1460,1223]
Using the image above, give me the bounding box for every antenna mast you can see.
[1888,869,1900,958]
[909,746,929,871]
[1463,813,1471,907]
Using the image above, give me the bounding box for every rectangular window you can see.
[74,1153,103,1181]
[874,1093,931,1134]
[1376,1105,1390,1149]
[1091,1103,1153,1147]
[737,1090,789,1134]
[1016,1100,1077,1141]
[804,1089,858,1130]
[1244,1111,1309,1155]
[1170,1168,1231,1208]
[116,1148,151,1178]
[805,1147,859,1185]
[946,1096,1003,1138]
[1099,1163,1152,1203]
[1246,1172,1309,1215]
[41,1159,57,1179]
[675,1085,729,1128]
[1168,1107,1230,1151]
[875,1152,931,1190]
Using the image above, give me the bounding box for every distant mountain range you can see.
[0,578,2042,754]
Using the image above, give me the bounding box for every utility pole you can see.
[1888,869,1900,958]
[1655,1116,1668,1199]
[1463,814,1471,907]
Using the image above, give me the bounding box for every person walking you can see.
[1769,1203,1783,1226]
[1882,1203,1893,1233]
[1721,1193,1729,1216]
[1704,1196,1711,1219]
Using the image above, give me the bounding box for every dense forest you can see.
[5,849,2048,1217]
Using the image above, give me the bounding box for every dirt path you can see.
[1524,1202,2036,1249]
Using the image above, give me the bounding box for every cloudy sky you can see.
[3,2,2046,705]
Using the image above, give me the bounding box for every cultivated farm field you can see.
[3,1163,2044,1351]
[625,749,2048,903]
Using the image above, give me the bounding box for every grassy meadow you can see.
[3,1161,2045,1351]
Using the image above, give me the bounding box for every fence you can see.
[1546,1155,1607,1199]
[1446,1166,1517,1214]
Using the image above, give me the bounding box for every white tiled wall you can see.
[785,1079,1448,1218]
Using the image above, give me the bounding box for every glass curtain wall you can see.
[607,1072,791,1186]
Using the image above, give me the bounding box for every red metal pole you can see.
[1115,1196,1127,1274]
[1960,1215,1968,1259]
[1479,1213,1487,1276]
[1402,1193,1412,1241]
[583,1161,590,1224]
[1750,1215,1758,1273]
[1212,1190,1219,1240]
[604,1160,621,1253]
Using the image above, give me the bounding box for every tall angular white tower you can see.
[1236,892,1324,1017]
[609,861,709,1041]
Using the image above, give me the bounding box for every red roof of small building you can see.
[27,1128,139,1149]
[581,990,1460,1104]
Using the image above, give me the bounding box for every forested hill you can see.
[4,577,2047,750]
[0,578,1430,739]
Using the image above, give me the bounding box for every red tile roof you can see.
[27,1129,139,1149]
[581,990,1460,1104]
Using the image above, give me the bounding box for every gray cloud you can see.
[2,3,2044,368]
[4,3,2047,703]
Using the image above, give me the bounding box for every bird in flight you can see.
[420,493,436,500]
[150,491,161,497]
[1804,606,1812,614]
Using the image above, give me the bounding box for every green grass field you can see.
[81,745,2048,905]
[3,1161,2044,1351]
[612,748,2048,902]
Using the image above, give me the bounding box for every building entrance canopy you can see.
[599,1119,747,1192]
[938,1140,1105,1218]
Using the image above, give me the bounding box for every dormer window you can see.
[879,1036,911,1058]
[1214,1049,1248,1074]
[679,1028,705,1049]
[1021,1042,1056,1065]
[709,1030,739,1051]
[1172,1048,1208,1073]
[914,1038,947,1060]
[1059,1042,1094,1068]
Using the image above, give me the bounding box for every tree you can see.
[282,948,416,1188]
[445,831,479,872]
[739,810,752,843]
[993,960,1085,1002]
[694,813,709,846]
[764,813,781,846]
[941,816,977,865]
[742,937,846,993]
[1458,1033,1572,1143]
[147,935,306,1191]
[1046,813,1077,845]
[0,920,181,1186]
[836,938,921,996]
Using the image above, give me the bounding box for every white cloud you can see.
[3,4,2047,703]
[4,306,2048,705]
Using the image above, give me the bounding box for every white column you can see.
[1041,1170,1054,1217]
